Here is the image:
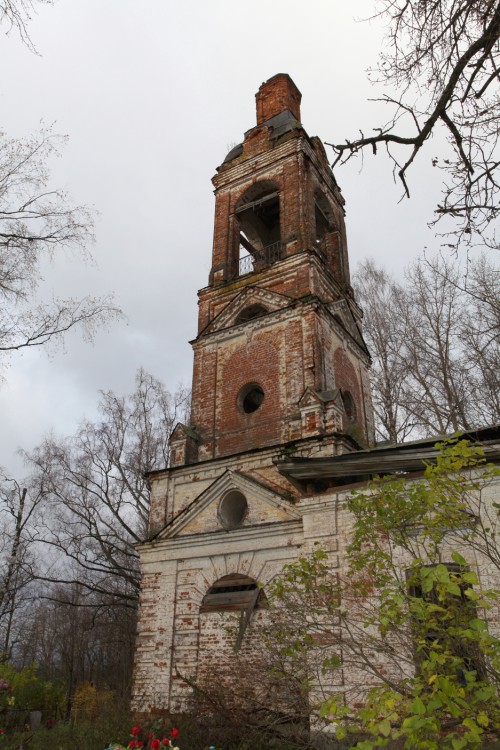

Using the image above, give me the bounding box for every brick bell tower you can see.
[133,75,375,715]
[170,73,374,467]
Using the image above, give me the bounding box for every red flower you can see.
[132,726,142,737]
[162,739,170,746]
[128,742,137,749]
[137,743,144,748]
[148,733,153,739]
[150,740,160,750]
[169,728,179,740]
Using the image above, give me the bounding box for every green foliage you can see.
[0,663,64,712]
[271,438,500,749]
[266,547,341,689]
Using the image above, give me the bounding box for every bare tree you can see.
[354,260,416,443]
[457,255,500,418]
[17,582,137,702]
[0,125,121,368]
[355,253,500,442]
[0,0,53,49]
[0,474,44,658]
[26,369,189,607]
[328,0,500,252]
[397,256,474,435]
[190,644,312,749]
[3,371,190,699]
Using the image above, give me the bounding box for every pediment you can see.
[328,299,368,352]
[169,422,199,443]
[202,286,292,335]
[170,423,186,442]
[157,470,300,540]
[298,387,342,409]
[297,387,323,409]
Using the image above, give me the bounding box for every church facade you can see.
[131,74,376,714]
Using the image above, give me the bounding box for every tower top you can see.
[255,74,302,126]
[212,73,350,289]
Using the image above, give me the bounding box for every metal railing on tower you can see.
[238,241,282,276]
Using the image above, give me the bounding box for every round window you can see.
[219,490,248,530]
[237,383,265,414]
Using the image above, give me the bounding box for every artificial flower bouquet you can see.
[106,724,180,750]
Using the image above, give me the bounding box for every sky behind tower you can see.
[0,0,446,476]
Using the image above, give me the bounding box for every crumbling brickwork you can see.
[255,73,302,125]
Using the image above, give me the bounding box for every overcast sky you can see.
[0,0,447,477]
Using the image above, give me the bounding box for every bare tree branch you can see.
[354,253,500,441]
[0,125,122,369]
[0,0,54,51]
[25,370,190,604]
[328,0,500,252]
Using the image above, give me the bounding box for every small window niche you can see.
[235,303,268,325]
[219,490,248,530]
[341,390,357,423]
[237,383,265,414]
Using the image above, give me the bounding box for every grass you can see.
[0,717,303,750]
[0,706,131,750]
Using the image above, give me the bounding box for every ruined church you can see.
[132,73,375,712]
[130,74,500,717]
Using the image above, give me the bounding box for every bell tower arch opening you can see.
[234,181,281,277]
[314,190,336,259]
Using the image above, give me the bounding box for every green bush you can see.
[0,663,64,713]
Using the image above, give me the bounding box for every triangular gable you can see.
[298,387,343,409]
[297,387,323,409]
[201,285,292,336]
[169,422,199,442]
[169,422,187,442]
[156,469,300,540]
